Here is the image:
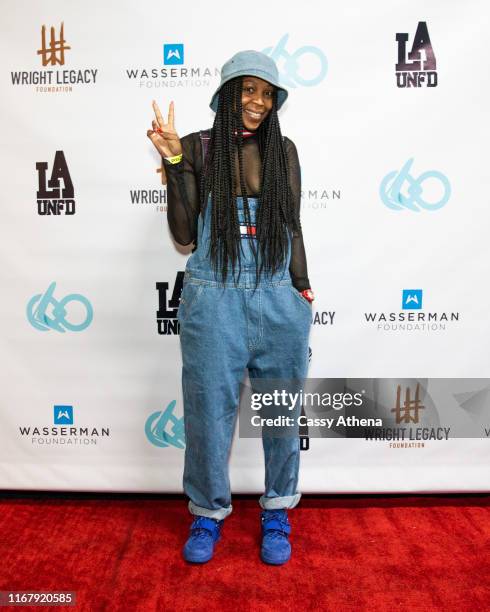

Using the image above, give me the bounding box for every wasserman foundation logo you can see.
[299,166,341,211]
[126,42,219,90]
[18,406,110,446]
[163,44,184,65]
[402,289,422,310]
[364,289,460,332]
[301,186,341,210]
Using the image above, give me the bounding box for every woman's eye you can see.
[243,86,274,96]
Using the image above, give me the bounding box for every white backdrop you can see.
[1,0,489,493]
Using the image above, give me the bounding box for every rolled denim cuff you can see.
[188,499,233,520]
[258,492,301,510]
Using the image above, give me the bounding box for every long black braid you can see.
[199,76,300,291]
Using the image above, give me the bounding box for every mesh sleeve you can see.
[163,132,201,246]
[284,137,311,291]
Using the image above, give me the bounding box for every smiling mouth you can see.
[244,109,264,120]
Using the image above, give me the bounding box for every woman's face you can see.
[240,76,275,130]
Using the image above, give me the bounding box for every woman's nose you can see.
[252,92,266,107]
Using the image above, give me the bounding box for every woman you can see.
[147,50,314,565]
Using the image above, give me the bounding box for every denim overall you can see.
[177,147,312,521]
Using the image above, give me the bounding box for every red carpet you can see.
[0,493,488,611]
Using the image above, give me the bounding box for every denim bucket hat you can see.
[209,49,288,112]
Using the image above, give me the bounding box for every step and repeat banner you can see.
[1,1,489,493]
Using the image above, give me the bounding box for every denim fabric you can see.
[178,194,311,520]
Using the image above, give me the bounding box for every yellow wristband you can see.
[164,153,183,164]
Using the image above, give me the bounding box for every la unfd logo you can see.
[395,21,437,88]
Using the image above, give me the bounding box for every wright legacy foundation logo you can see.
[312,310,335,326]
[129,158,168,214]
[129,185,167,212]
[126,42,220,89]
[10,22,98,92]
[395,21,437,88]
[365,382,450,449]
[36,150,75,215]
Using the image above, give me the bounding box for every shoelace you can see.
[262,511,290,539]
[265,530,288,541]
[190,528,213,540]
[190,517,218,540]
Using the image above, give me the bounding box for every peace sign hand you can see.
[147,100,182,159]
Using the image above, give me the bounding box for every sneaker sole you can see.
[183,534,221,564]
[260,551,291,565]
[183,553,213,564]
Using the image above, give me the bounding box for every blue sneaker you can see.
[260,509,292,565]
[183,516,223,563]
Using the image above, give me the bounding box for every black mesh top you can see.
[163,130,311,291]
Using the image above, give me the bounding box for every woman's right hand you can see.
[147,100,183,159]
